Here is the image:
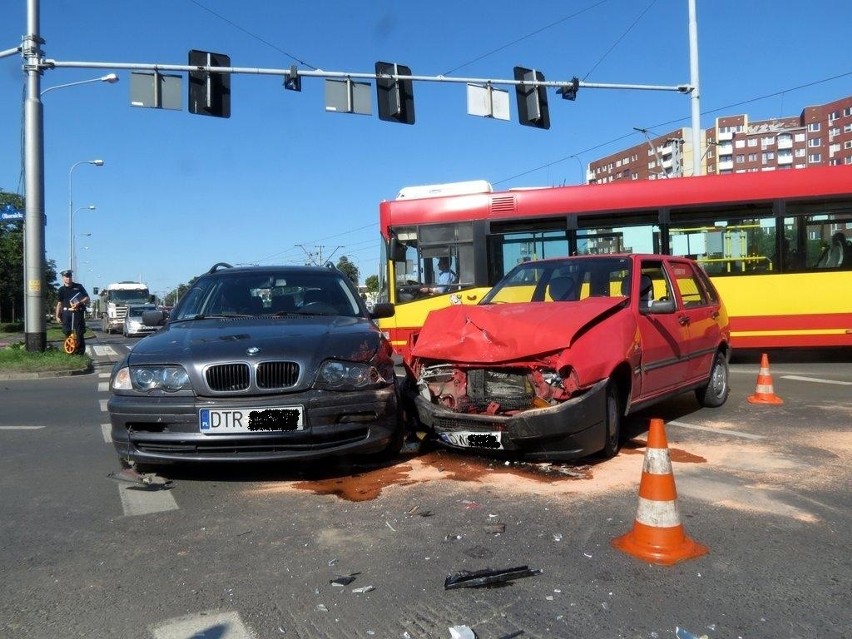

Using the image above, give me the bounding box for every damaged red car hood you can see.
[411,298,626,364]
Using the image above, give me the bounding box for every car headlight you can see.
[112,365,192,392]
[315,360,391,390]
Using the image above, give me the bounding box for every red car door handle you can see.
[678,315,690,326]
[711,311,719,319]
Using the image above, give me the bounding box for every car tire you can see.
[696,350,730,407]
[599,380,623,459]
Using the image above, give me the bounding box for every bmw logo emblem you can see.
[246,347,261,356]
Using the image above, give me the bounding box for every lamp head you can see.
[91,160,104,166]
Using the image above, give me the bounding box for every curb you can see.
[0,361,94,381]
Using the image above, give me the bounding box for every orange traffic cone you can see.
[612,418,708,565]
[747,353,783,405]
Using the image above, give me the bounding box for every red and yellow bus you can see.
[377,166,852,357]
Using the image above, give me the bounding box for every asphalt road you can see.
[1,333,850,639]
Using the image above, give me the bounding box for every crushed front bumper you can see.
[413,378,608,461]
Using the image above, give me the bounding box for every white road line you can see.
[98,372,110,379]
[101,424,112,443]
[98,382,109,393]
[0,426,46,430]
[667,420,766,440]
[151,611,255,639]
[93,345,117,357]
[99,399,108,412]
[780,374,852,386]
[118,485,179,517]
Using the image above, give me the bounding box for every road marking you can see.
[99,399,108,412]
[101,423,111,443]
[0,425,46,430]
[119,484,178,517]
[99,372,110,379]
[151,611,255,639]
[93,345,117,357]
[98,382,109,393]
[667,420,766,440]
[780,374,852,386]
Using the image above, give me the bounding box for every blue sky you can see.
[1,0,850,297]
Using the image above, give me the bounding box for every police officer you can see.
[55,270,90,354]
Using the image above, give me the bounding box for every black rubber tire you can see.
[696,350,730,407]
[598,380,623,459]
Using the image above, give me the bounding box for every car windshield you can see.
[170,270,363,320]
[481,257,632,304]
[128,304,157,316]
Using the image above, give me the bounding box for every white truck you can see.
[97,281,152,334]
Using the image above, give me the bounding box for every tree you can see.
[336,255,359,285]
[365,274,378,293]
[0,191,26,323]
[0,190,58,324]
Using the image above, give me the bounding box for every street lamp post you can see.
[71,220,94,274]
[41,73,119,97]
[68,160,103,270]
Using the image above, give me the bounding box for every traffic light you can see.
[375,61,415,125]
[557,77,580,101]
[188,49,231,118]
[514,67,549,129]
[283,65,301,92]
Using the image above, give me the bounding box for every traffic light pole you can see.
[46,57,691,96]
[22,0,47,352]
[10,0,701,350]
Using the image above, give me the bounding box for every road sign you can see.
[1,204,24,221]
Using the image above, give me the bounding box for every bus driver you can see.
[420,256,457,295]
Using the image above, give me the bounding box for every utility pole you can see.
[688,0,702,176]
[22,0,46,351]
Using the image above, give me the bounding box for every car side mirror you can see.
[142,310,167,326]
[642,298,676,315]
[370,303,395,320]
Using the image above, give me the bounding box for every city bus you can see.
[377,165,852,357]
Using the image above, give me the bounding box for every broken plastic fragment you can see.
[675,629,708,639]
[106,469,173,491]
[449,625,477,639]
[330,574,358,586]
[444,566,542,590]
[352,585,375,593]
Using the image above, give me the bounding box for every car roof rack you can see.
[207,262,234,273]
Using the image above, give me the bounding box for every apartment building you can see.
[587,94,852,184]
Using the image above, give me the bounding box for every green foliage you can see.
[365,274,378,293]
[336,255,360,285]
[0,190,60,323]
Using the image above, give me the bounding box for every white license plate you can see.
[440,430,503,450]
[199,406,304,434]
